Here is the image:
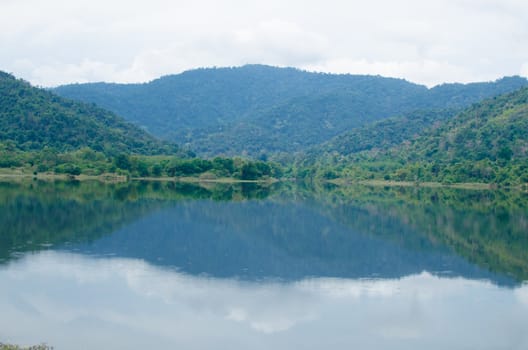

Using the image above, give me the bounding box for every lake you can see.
[1,180,527,349]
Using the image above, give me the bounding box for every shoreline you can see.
[0,172,127,182]
[0,172,525,191]
[0,172,277,184]
[131,176,279,184]
[327,178,526,191]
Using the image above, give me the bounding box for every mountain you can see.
[397,87,528,183]
[301,108,457,162]
[304,87,528,185]
[0,71,177,155]
[53,65,528,157]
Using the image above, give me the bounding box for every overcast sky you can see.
[1,0,527,87]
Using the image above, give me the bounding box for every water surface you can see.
[1,181,527,349]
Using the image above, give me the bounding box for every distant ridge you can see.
[54,65,528,157]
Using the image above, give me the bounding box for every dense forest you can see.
[0,71,280,180]
[1,67,527,185]
[54,65,528,157]
[303,109,457,159]
[0,71,177,155]
[300,88,528,186]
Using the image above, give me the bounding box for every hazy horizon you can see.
[2,0,527,88]
[4,63,528,90]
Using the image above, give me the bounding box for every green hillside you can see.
[54,65,528,157]
[303,109,457,160]
[303,88,528,185]
[396,87,528,184]
[0,71,283,180]
[406,88,528,164]
[0,71,177,156]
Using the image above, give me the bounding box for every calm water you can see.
[1,181,527,349]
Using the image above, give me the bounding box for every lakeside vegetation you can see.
[0,145,283,181]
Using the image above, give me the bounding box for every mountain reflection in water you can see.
[1,180,526,285]
[1,180,528,349]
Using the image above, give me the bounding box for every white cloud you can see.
[521,63,528,78]
[0,0,527,86]
[515,283,528,307]
[303,59,473,86]
[231,19,329,65]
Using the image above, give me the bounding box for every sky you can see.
[1,0,528,87]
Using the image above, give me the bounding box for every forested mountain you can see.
[54,65,424,137]
[397,87,528,183]
[301,109,457,162]
[0,71,281,179]
[0,71,177,156]
[304,88,528,185]
[53,65,528,157]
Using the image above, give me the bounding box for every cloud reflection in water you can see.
[1,251,527,350]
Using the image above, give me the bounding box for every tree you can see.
[115,154,131,170]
